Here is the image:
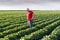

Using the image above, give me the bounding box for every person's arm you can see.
[32,11,35,20]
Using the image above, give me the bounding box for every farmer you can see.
[27,8,34,28]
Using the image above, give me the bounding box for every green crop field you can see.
[0,10,60,40]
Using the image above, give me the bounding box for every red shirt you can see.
[27,10,33,21]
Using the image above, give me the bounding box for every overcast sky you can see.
[0,0,60,10]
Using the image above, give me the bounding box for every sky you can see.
[0,0,60,10]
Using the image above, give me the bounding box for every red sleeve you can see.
[30,11,33,14]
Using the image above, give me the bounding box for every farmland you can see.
[0,10,60,40]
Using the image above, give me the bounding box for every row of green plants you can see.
[0,17,59,40]
[0,17,43,32]
[20,20,60,40]
[0,15,42,29]
[0,18,48,38]
[0,16,54,32]
[41,26,60,40]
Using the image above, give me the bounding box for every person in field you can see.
[27,8,34,28]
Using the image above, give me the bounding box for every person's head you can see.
[27,8,29,11]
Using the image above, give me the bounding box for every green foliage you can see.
[0,10,60,40]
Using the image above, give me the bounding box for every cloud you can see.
[0,0,60,10]
[0,0,60,5]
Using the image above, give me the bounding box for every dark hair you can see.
[27,8,29,11]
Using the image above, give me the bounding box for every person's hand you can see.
[31,17,33,20]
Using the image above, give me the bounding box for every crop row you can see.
[0,16,54,32]
[0,17,59,40]
[20,20,60,40]
[0,18,50,38]
[41,25,60,40]
[0,18,44,32]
